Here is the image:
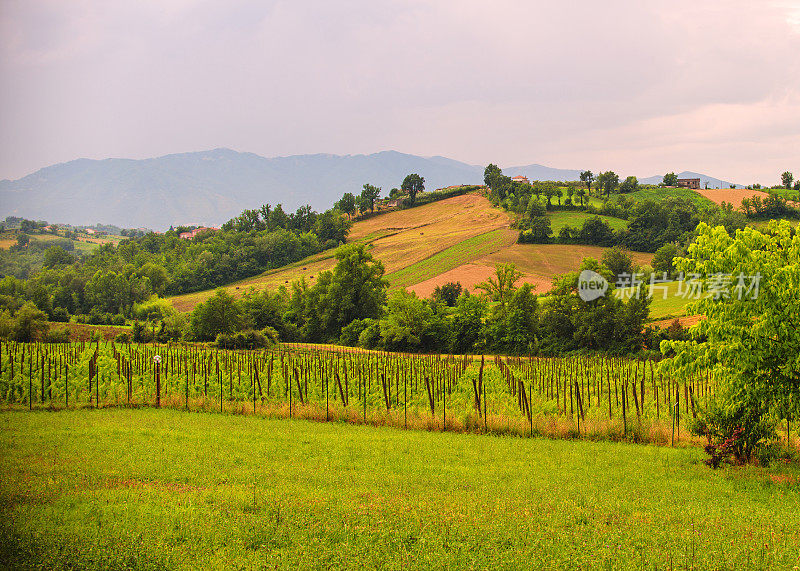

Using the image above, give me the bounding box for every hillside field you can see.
[168,194,651,312]
[1,409,798,569]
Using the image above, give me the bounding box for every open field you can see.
[766,188,800,203]
[409,244,652,298]
[548,211,628,233]
[695,187,770,208]
[1,408,799,569]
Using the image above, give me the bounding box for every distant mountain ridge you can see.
[0,149,739,229]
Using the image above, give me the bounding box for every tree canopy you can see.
[401,174,425,206]
[660,221,800,460]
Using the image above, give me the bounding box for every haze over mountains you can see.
[0,149,739,230]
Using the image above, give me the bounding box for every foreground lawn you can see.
[1,410,798,569]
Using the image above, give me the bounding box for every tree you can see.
[484,164,502,187]
[579,216,614,246]
[11,302,49,341]
[663,172,679,186]
[432,282,463,306]
[619,176,639,194]
[43,246,75,268]
[189,289,243,341]
[475,263,523,312]
[660,221,800,462]
[575,187,587,207]
[602,247,633,281]
[401,174,425,206]
[449,293,486,354]
[579,171,594,194]
[651,243,682,277]
[296,244,388,342]
[337,193,357,218]
[519,216,552,243]
[781,171,794,189]
[379,290,445,352]
[359,184,381,213]
[597,171,620,197]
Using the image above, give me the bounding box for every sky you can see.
[1,0,799,185]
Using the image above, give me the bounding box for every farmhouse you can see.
[511,175,530,185]
[677,178,701,190]
[179,227,220,240]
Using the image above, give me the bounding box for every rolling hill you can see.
[168,192,658,315]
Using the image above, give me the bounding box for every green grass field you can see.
[548,211,628,233]
[1,409,798,569]
[615,280,694,320]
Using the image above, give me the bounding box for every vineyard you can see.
[0,340,726,444]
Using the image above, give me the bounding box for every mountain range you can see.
[0,149,740,230]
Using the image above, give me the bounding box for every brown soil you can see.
[694,188,770,208]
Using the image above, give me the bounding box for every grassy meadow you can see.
[1,409,799,569]
[547,211,628,233]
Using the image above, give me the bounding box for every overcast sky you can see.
[1,0,799,184]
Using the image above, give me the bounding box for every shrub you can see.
[51,307,70,322]
[115,332,131,344]
[213,329,275,350]
[44,327,70,343]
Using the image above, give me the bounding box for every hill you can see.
[0,148,739,230]
[168,193,650,312]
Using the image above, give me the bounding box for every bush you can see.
[340,318,371,346]
[51,307,70,322]
[214,329,275,350]
[115,332,131,344]
[357,319,382,349]
[693,392,778,465]
[44,327,70,343]
[112,314,126,326]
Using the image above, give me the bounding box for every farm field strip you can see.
[386,228,516,288]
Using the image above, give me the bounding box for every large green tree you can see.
[295,244,388,342]
[619,176,639,194]
[401,174,425,206]
[359,184,381,213]
[596,171,620,197]
[781,171,794,189]
[475,263,523,313]
[188,289,243,341]
[660,221,800,461]
[337,192,357,217]
[662,172,679,186]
